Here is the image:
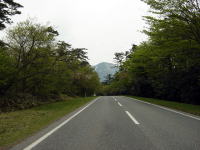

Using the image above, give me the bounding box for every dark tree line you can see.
[102,0,200,105]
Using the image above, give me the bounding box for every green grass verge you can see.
[127,96,200,116]
[0,97,97,149]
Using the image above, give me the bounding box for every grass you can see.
[0,96,97,149]
[127,96,200,116]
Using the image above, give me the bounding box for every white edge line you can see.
[125,111,140,125]
[23,97,100,150]
[118,102,122,107]
[126,97,200,121]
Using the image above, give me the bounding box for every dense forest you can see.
[0,0,100,111]
[102,0,200,105]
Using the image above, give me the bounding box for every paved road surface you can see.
[11,96,200,150]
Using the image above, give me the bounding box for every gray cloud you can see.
[9,0,149,65]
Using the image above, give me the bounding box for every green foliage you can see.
[105,0,200,104]
[0,47,16,95]
[0,19,100,111]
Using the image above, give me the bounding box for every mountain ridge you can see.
[94,62,118,82]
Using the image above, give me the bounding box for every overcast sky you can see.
[8,0,149,65]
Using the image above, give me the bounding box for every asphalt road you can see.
[11,96,200,150]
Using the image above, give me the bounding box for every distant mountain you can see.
[94,62,118,82]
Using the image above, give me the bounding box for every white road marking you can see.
[113,97,117,101]
[118,102,122,107]
[125,111,140,125]
[23,97,100,150]
[127,97,200,121]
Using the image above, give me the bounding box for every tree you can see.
[141,0,200,103]
[0,19,101,111]
[103,74,113,85]
[114,52,125,70]
[0,0,23,30]
[3,20,59,96]
[142,0,200,44]
[0,45,16,95]
[107,0,200,104]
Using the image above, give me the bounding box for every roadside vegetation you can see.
[0,1,100,112]
[128,96,200,116]
[0,96,97,149]
[0,2,100,148]
[1,0,200,148]
[100,0,200,105]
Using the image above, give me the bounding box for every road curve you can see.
[11,96,200,150]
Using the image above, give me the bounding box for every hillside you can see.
[94,62,118,82]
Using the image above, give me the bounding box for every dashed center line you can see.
[118,102,122,107]
[113,97,117,101]
[125,111,140,125]
[114,97,139,125]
